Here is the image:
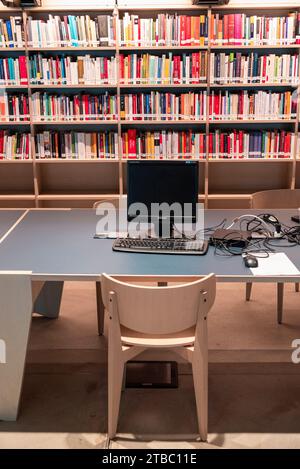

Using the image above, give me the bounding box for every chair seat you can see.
[121,325,196,348]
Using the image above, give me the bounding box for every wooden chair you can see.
[101,273,216,440]
[247,189,300,323]
[94,198,120,335]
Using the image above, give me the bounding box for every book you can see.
[0,93,29,122]
[210,52,299,85]
[35,131,118,159]
[211,13,299,46]
[119,13,208,47]
[26,14,116,48]
[121,130,206,160]
[209,90,297,121]
[0,131,30,160]
[0,56,28,85]
[120,92,207,121]
[31,92,118,122]
[208,130,295,159]
[29,54,117,85]
[119,52,207,85]
[0,17,24,48]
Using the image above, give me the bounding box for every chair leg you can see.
[245,282,252,301]
[96,281,105,336]
[295,283,299,293]
[192,319,208,442]
[108,354,124,440]
[277,283,284,325]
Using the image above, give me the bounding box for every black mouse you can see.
[244,255,258,268]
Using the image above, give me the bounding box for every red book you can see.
[0,130,3,159]
[195,52,200,83]
[128,129,137,158]
[25,133,30,159]
[19,55,28,85]
[214,92,219,119]
[234,14,242,46]
[228,14,235,45]
[262,55,267,82]
[84,95,89,119]
[192,53,196,84]
[186,16,191,46]
[209,132,213,158]
[223,14,229,45]
[238,130,243,157]
[119,54,124,81]
[180,16,186,46]
[104,57,108,81]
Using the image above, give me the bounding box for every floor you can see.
[1,281,300,449]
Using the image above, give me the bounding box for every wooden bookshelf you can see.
[0,3,300,209]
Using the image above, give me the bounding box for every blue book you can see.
[5,20,13,47]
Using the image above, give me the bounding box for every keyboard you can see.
[112,238,209,255]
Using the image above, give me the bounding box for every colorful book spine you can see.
[29,54,117,85]
[208,130,295,159]
[26,14,116,48]
[31,92,118,122]
[209,90,297,120]
[210,52,299,85]
[119,13,208,47]
[120,92,207,121]
[0,17,24,48]
[121,130,206,160]
[211,13,299,46]
[119,52,207,85]
[35,131,118,159]
[0,93,30,122]
[0,56,28,85]
[0,131,30,159]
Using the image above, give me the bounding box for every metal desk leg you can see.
[33,281,64,319]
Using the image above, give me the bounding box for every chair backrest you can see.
[251,189,300,209]
[101,274,216,335]
[93,198,119,210]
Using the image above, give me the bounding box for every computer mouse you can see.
[244,255,258,268]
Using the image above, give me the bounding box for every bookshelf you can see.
[0,4,300,208]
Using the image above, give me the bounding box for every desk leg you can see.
[96,281,104,336]
[0,274,32,421]
[277,283,284,325]
[33,281,64,319]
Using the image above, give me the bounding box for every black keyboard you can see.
[113,238,209,255]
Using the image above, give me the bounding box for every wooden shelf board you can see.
[120,120,206,125]
[35,159,119,163]
[29,84,117,89]
[38,193,119,201]
[208,194,252,199]
[0,194,35,200]
[27,47,116,51]
[0,121,30,125]
[208,158,294,163]
[0,85,29,89]
[210,83,298,88]
[211,45,300,50]
[0,48,25,52]
[121,158,206,162]
[0,159,33,163]
[33,120,119,125]
[119,46,208,51]
[120,83,207,88]
[210,119,296,124]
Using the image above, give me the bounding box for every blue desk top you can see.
[0,209,299,280]
[0,210,25,240]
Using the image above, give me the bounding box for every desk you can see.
[0,210,25,241]
[0,208,299,421]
